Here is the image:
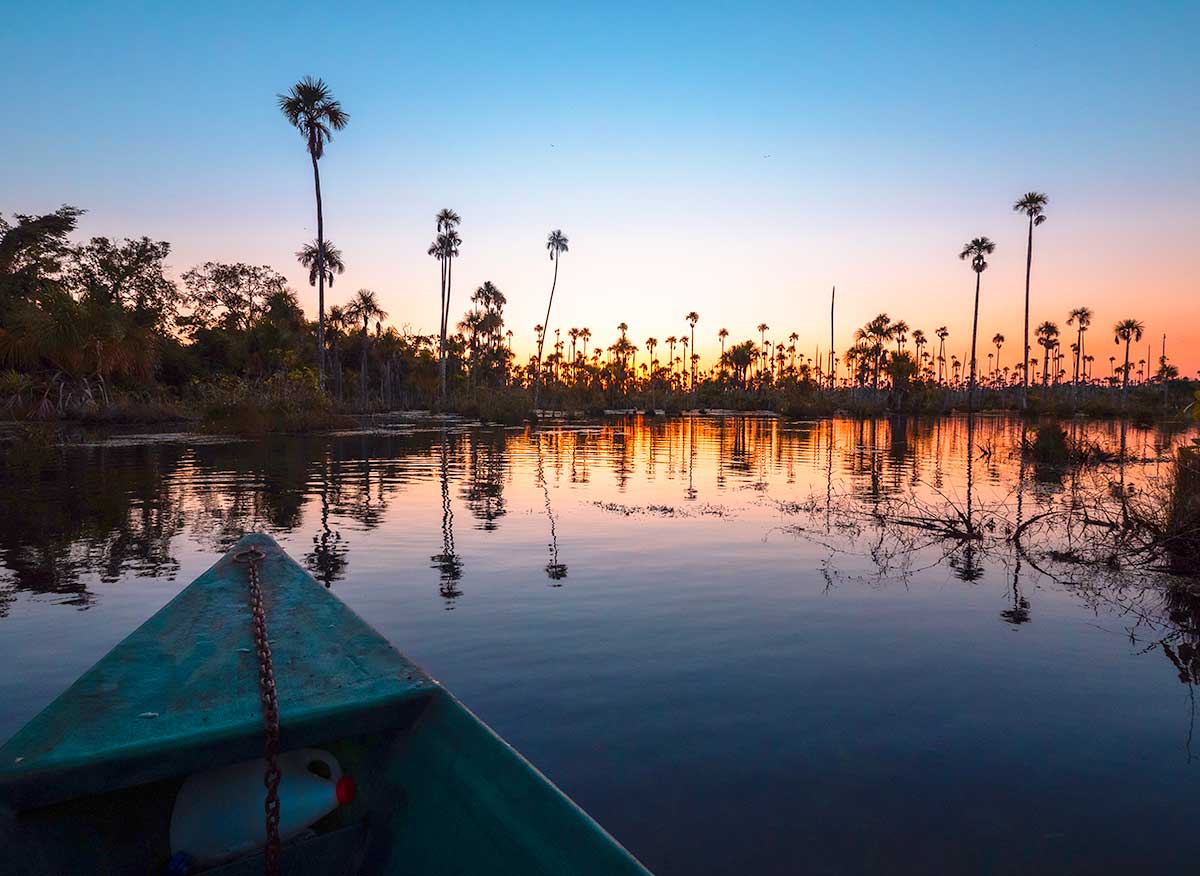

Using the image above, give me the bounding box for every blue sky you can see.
[5,1,1198,366]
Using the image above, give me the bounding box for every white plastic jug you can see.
[169,748,355,866]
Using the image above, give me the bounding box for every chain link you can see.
[235,546,282,876]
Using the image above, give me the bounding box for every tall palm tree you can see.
[1035,321,1059,386]
[1066,306,1092,388]
[992,333,1004,376]
[756,323,769,376]
[935,326,949,383]
[665,336,677,374]
[959,236,996,407]
[346,288,387,407]
[278,77,349,389]
[911,329,928,368]
[1113,318,1144,399]
[1013,192,1048,408]
[534,230,569,408]
[685,311,699,388]
[718,327,729,374]
[428,209,461,400]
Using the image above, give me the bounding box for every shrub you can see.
[197,374,353,436]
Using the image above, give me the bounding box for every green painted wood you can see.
[0,533,434,811]
[0,534,651,874]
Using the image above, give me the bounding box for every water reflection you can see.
[431,434,464,606]
[535,432,567,583]
[5,414,1200,875]
[0,415,1193,653]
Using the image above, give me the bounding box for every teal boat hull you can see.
[0,534,650,875]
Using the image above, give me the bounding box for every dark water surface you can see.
[1,414,1197,874]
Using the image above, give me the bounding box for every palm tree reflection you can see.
[305,451,347,588]
[949,412,984,583]
[535,432,567,583]
[430,435,463,606]
[1002,423,1032,624]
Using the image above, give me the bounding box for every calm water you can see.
[1,414,1197,874]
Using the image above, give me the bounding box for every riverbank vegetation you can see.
[1,203,1195,432]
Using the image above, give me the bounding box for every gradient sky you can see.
[5,1,1198,373]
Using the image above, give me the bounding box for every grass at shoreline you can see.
[3,377,1196,434]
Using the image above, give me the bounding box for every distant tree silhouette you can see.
[1113,318,1144,399]
[346,288,387,406]
[1036,320,1059,386]
[1067,306,1092,386]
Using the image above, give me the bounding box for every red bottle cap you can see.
[335,775,356,806]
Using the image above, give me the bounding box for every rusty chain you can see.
[235,546,282,876]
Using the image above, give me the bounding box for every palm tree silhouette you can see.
[278,77,349,389]
[911,329,927,369]
[1113,318,1144,399]
[685,311,699,388]
[346,288,387,407]
[428,209,461,400]
[1013,192,1048,408]
[855,314,894,390]
[1066,306,1092,387]
[718,327,729,370]
[959,236,996,407]
[756,323,770,376]
[297,240,345,290]
[935,326,949,383]
[534,230,569,409]
[1035,321,1059,386]
[992,333,1004,377]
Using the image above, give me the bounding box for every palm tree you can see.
[912,329,927,369]
[855,314,894,389]
[297,240,345,289]
[665,336,677,374]
[1013,192,1048,408]
[346,288,387,407]
[1066,306,1092,386]
[685,311,699,388]
[935,326,949,384]
[278,77,349,389]
[718,327,729,367]
[429,209,461,400]
[1035,321,1059,386]
[756,323,770,376]
[1113,318,1144,399]
[534,230,569,408]
[992,333,1004,375]
[959,236,996,406]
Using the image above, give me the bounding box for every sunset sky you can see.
[6,1,1198,373]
